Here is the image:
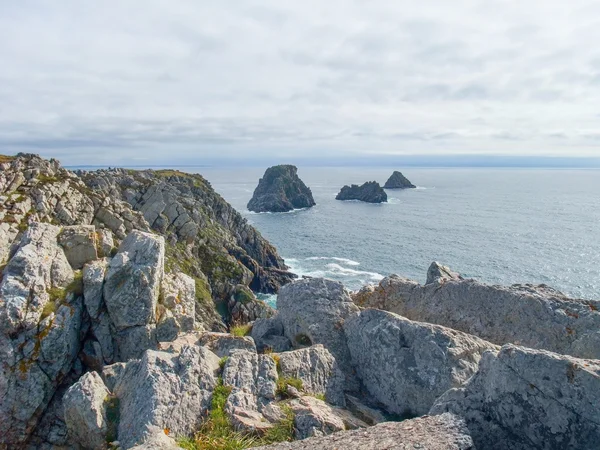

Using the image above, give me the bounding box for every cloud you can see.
[0,0,600,164]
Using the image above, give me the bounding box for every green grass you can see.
[177,378,296,450]
[39,300,57,321]
[105,394,120,443]
[219,356,229,370]
[230,323,252,337]
[276,377,303,398]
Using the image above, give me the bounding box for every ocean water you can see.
[194,166,600,302]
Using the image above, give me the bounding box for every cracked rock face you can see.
[430,344,600,450]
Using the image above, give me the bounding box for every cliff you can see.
[247,165,315,213]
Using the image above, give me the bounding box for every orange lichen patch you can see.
[164,428,170,436]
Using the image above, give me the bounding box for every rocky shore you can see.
[1,154,599,450]
[247,165,315,213]
[335,181,387,203]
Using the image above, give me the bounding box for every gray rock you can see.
[278,345,346,406]
[431,344,600,450]
[343,395,387,426]
[83,258,108,320]
[344,309,497,416]
[114,325,157,361]
[57,225,98,270]
[247,165,316,213]
[63,371,110,450]
[426,261,463,284]
[114,346,220,449]
[104,231,165,330]
[198,332,257,357]
[229,284,274,324]
[335,181,387,203]
[161,272,196,332]
[251,316,291,353]
[277,278,360,389]
[101,362,129,392]
[155,314,180,343]
[288,396,346,440]
[356,267,600,359]
[97,228,115,257]
[253,413,473,450]
[129,426,180,449]
[383,171,416,189]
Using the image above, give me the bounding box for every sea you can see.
[196,166,600,305]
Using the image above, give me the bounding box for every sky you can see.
[1,0,600,166]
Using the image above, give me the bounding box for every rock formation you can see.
[247,165,315,213]
[353,262,600,359]
[383,170,416,189]
[335,181,387,203]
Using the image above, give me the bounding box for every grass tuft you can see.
[276,377,303,398]
[230,323,252,337]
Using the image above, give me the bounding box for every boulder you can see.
[278,345,346,406]
[247,165,316,213]
[63,371,110,450]
[355,266,600,359]
[431,344,600,450]
[426,261,463,284]
[198,332,257,357]
[383,170,416,189]
[254,413,473,450]
[335,182,387,203]
[277,278,360,388]
[103,231,165,330]
[251,316,292,353]
[229,284,274,324]
[114,346,220,449]
[288,396,345,440]
[160,272,196,332]
[57,225,98,270]
[344,309,497,416]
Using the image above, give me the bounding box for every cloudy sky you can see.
[1,0,600,165]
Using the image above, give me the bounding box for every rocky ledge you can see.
[383,170,416,189]
[335,181,387,203]
[247,165,315,213]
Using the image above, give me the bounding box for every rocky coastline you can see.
[0,154,598,450]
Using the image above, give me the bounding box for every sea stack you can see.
[247,164,316,213]
[384,171,416,189]
[336,181,387,203]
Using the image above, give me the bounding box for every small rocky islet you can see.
[335,181,388,203]
[247,165,315,213]
[0,153,599,450]
[383,170,416,189]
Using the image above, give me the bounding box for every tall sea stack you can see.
[247,165,316,213]
[384,171,416,189]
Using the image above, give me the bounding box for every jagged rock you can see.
[63,371,110,450]
[344,309,497,417]
[251,316,292,353]
[354,267,600,359]
[431,344,600,450]
[278,345,346,406]
[57,225,98,269]
[101,362,128,392]
[97,228,115,257]
[343,395,386,426]
[0,223,83,447]
[426,261,463,284]
[104,231,165,330]
[335,182,387,203]
[155,313,180,342]
[253,413,473,449]
[383,171,416,189]
[277,278,360,389]
[114,346,220,449]
[161,272,196,332]
[247,165,315,213]
[288,396,346,439]
[222,350,278,428]
[198,331,257,357]
[83,258,108,320]
[229,284,274,324]
[114,325,157,361]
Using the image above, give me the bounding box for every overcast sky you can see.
[1,0,600,165]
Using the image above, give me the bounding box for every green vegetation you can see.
[230,323,252,337]
[178,378,296,450]
[219,356,229,370]
[37,174,60,184]
[294,333,312,347]
[276,377,303,398]
[313,393,326,402]
[233,287,255,305]
[43,271,84,320]
[0,154,14,163]
[39,300,57,321]
[105,394,120,443]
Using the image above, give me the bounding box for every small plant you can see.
[230,323,252,337]
[40,300,57,321]
[260,406,295,444]
[313,393,326,402]
[105,394,120,443]
[270,354,281,373]
[219,356,229,371]
[276,377,303,398]
[66,271,84,296]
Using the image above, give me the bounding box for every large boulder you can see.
[160,272,196,332]
[431,344,600,450]
[277,278,360,388]
[104,231,165,330]
[344,309,497,416]
[250,316,291,353]
[288,396,346,440]
[57,225,99,270]
[114,346,220,448]
[0,223,83,447]
[278,345,346,406]
[198,332,257,357]
[383,170,416,189]
[253,413,473,450]
[247,165,315,213]
[355,265,600,359]
[63,371,111,450]
[335,181,387,203]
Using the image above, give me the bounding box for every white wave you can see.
[324,263,384,281]
[305,256,360,266]
[243,207,311,215]
[415,186,432,190]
